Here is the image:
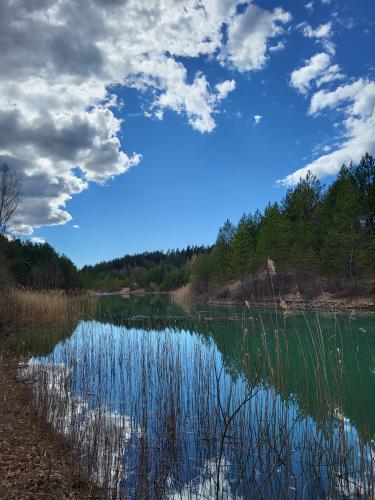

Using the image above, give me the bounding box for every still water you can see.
[19,295,375,498]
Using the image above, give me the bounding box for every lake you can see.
[20,295,375,499]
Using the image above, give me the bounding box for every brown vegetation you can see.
[0,352,103,499]
[0,289,100,499]
[0,289,96,334]
[173,270,375,310]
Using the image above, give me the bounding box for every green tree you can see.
[256,203,290,269]
[282,170,323,269]
[319,161,367,281]
[352,153,375,230]
[211,219,235,284]
[231,215,255,282]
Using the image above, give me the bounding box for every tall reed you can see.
[22,300,375,499]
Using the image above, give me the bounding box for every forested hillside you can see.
[80,246,210,291]
[79,154,374,298]
[0,235,79,290]
[1,154,374,298]
[189,154,375,298]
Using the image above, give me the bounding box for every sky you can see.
[1,0,375,267]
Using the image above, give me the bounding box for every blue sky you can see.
[2,0,375,267]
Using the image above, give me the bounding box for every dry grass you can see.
[0,289,100,498]
[26,310,374,498]
[0,353,104,499]
[1,287,374,498]
[0,288,96,331]
[171,283,194,302]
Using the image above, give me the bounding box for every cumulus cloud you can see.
[215,80,237,101]
[31,236,46,245]
[300,20,335,55]
[253,115,263,125]
[219,4,292,72]
[290,53,332,94]
[290,18,343,99]
[279,79,375,185]
[286,14,375,186]
[269,41,285,53]
[2,0,290,234]
[302,22,332,40]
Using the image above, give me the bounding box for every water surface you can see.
[23,295,375,498]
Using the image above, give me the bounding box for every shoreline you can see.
[205,296,375,311]
[99,288,375,312]
[0,289,373,498]
[0,346,104,499]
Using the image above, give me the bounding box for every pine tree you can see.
[282,170,322,269]
[212,219,235,283]
[256,203,290,269]
[231,215,255,282]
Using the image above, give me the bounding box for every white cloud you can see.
[219,4,292,72]
[31,236,46,245]
[279,79,375,185]
[254,115,263,125]
[316,64,345,87]
[72,224,80,229]
[269,41,285,53]
[1,0,291,234]
[287,14,374,186]
[215,80,236,101]
[290,53,332,94]
[308,79,371,115]
[302,22,332,39]
[1,0,292,234]
[300,21,335,55]
[290,26,344,97]
[305,2,314,13]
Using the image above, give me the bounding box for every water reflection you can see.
[22,296,375,498]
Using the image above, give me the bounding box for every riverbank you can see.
[0,346,104,499]
[170,282,375,311]
[106,282,375,311]
[0,290,102,499]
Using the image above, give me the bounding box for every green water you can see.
[16,295,375,498]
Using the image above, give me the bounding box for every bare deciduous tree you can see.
[0,163,20,235]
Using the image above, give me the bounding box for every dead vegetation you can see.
[173,271,375,310]
[0,288,96,334]
[0,289,100,499]
[0,352,104,499]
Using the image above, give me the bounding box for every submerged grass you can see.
[0,288,102,498]
[22,296,375,499]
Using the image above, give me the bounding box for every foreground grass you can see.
[28,300,375,498]
[1,288,96,329]
[0,353,103,499]
[0,289,101,499]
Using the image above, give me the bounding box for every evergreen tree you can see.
[256,203,290,269]
[231,215,255,282]
[318,165,361,280]
[282,170,323,269]
[212,219,235,284]
[352,153,375,230]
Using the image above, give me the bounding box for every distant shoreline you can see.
[97,288,375,312]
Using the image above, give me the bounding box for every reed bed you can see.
[0,288,97,330]
[22,301,375,499]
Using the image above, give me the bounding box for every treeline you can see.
[80,246,210,291]
[78,154,375,296]
[1,154,373,297]
[190,154,375,295]
[0,235,79,290]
